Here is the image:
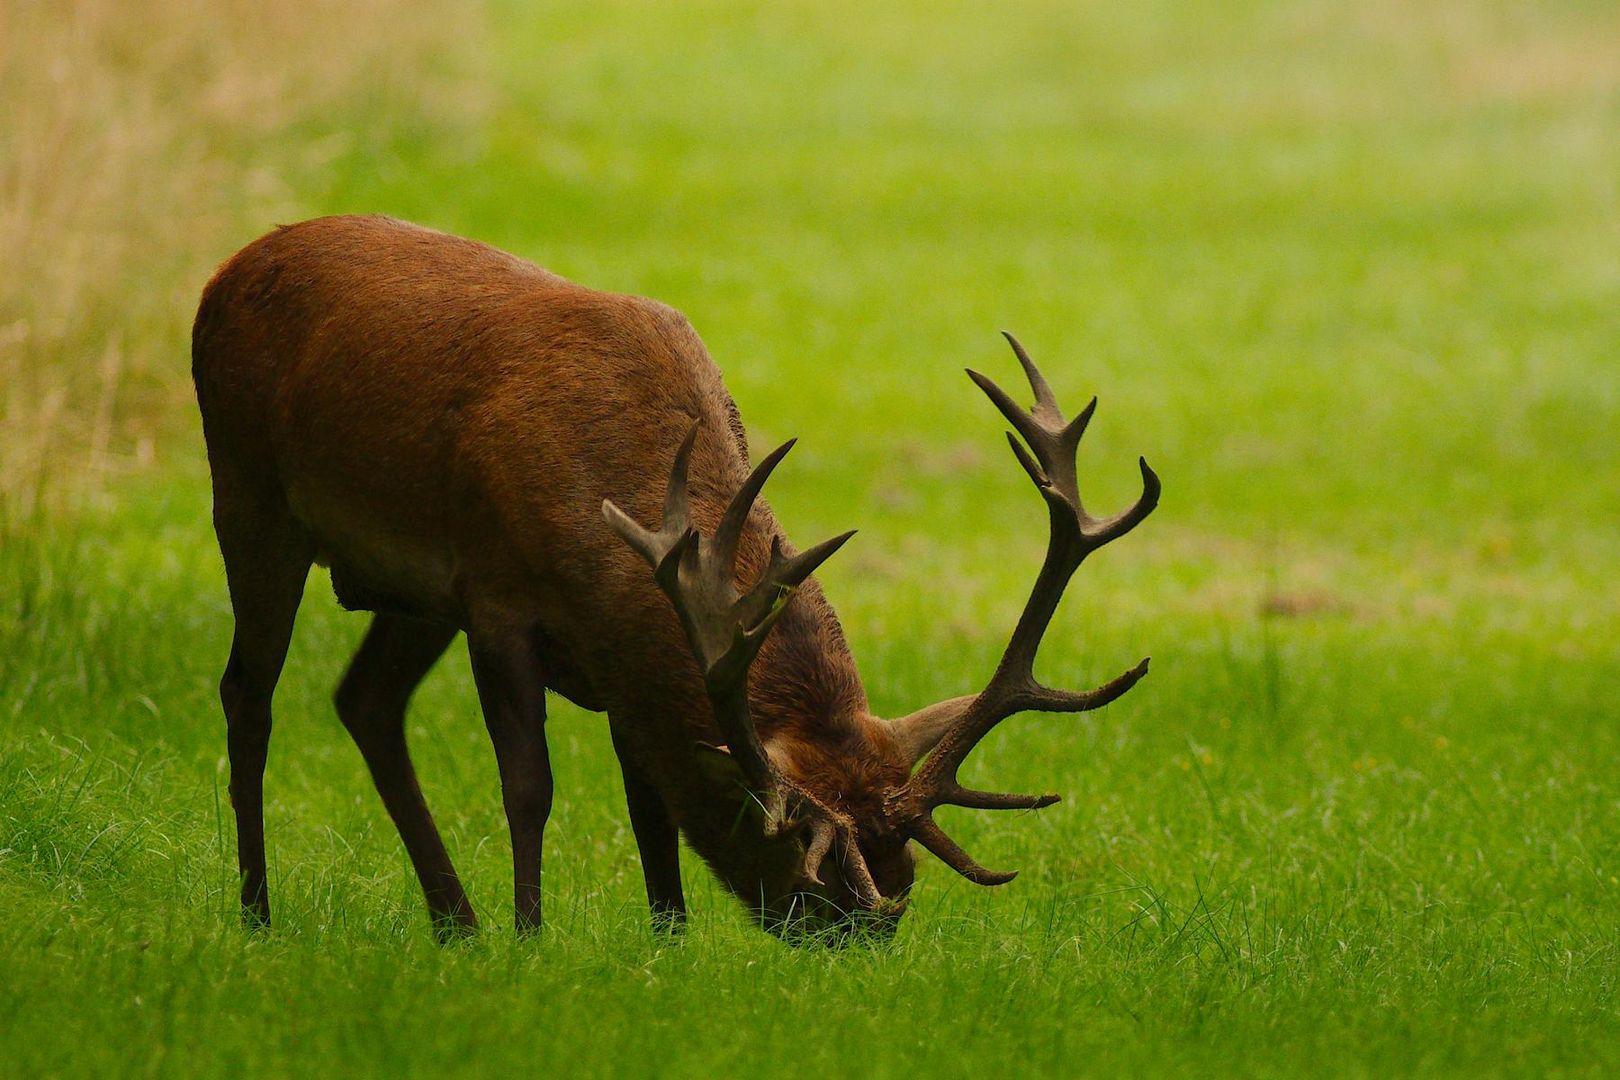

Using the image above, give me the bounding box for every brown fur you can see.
[193,215,915,936]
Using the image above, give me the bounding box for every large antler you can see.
[888,333,1160,885]
[602,420,881,906]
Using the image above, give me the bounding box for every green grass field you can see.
[4,2,1619,1076]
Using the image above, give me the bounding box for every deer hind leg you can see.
[334,613,475,941]
[213,492,313,930]
[467,630,553,933]
[610,724,686,933]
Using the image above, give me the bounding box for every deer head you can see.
[605,333,1159,942]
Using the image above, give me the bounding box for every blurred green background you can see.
[2,1,1618,1076]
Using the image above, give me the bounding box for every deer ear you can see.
[693,741,749,787]
[887,696,975,767]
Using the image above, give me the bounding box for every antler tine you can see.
[1019,655,1151,713]
[735,530,857,631]
[802,816,836,885]
[940,786,1059,811]
[1001,330,1059,415]
[1085,457,1161,545]
[662,419,699,530]
[838,823,884,908]
[1061,396,1099,459]
[714,438,795,575]
[799,812,882,909]
[771,530,859,589]
[892,334,1158,889]
[1005,431,1045,489]
[603,418,702,568]
[966,368,1048,460]
[908,813,1018,887]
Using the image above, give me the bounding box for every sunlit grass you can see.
[0,0,481,513]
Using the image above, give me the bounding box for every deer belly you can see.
[291,483,465,623]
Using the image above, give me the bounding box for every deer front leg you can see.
[609,724,686,933]
[468,631,553,934]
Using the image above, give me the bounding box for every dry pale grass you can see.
[0,0,482,516]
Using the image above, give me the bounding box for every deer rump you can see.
[193,214,1158,943]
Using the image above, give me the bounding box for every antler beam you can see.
[893,334,1160,885]
[603,420,880,906]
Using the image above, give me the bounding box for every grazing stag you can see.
[192,215,1158,942]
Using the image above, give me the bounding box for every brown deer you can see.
[192,215,1158,943]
